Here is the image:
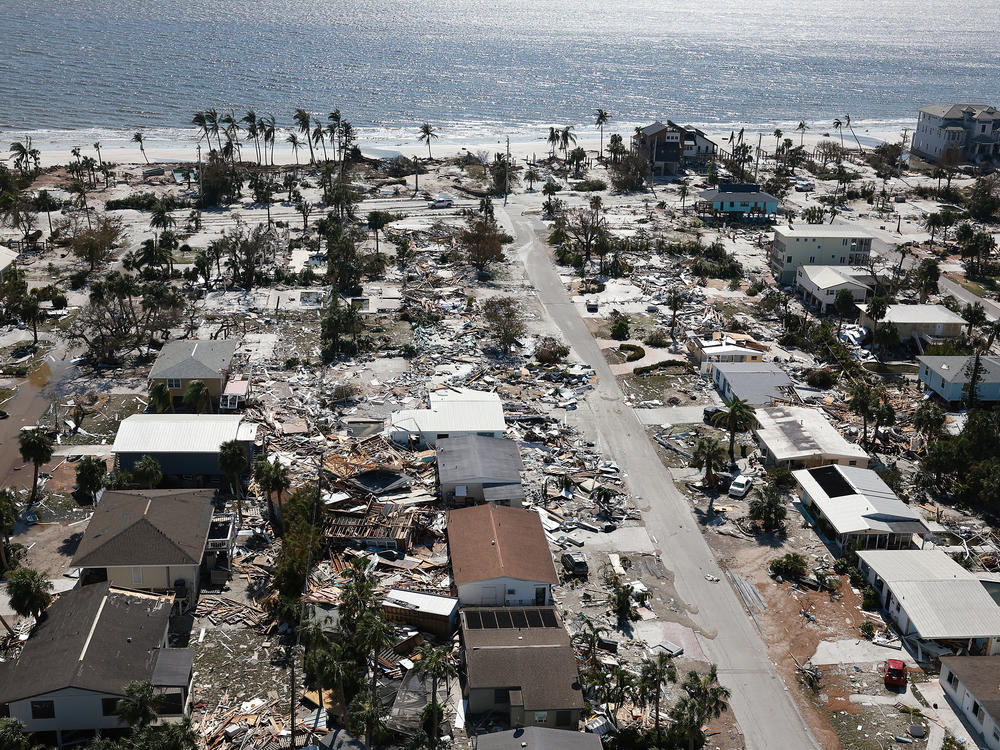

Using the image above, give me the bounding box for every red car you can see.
[884,659,907,688]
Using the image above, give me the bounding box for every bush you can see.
[806,368,838,388]
[769,553,808,579]
[767,466,796,490]
[610,318,630,340]
[535,336,570,365]
[619,343,645,362]
[861,585,880,611]
[859,620,876,639]
[575,178,607,192]
[643,328,669,348]
[285,356,302,369]
[104,192,163,211]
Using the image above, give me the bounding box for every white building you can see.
[753,406,869,469]
[388,387,506,448]
[939,656,1000,749]
[0,244,18,276]
[858,550,1000,661]
[912,104,1000,165]
[686,334,764,373]
[770,225,873,285]
[794,265,872,314]
[446,504,558,607]
[793,465,929,549]
[858,303,966,343]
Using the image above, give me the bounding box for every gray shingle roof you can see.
[940,656,1000,721]
[0,583,183,703]
[149,339,237,381]
[71,489,215,568]
[919,355,1000,384]
[436,436,523,485]
[714,362,793,405]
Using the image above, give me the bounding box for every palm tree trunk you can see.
[30,462,40,503]
[431,675,439,747]
[728,427,736,464]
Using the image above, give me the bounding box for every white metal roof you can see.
[798,265,871,292]
[382,588,458,618]
[858,304,966,326]
[0,245,17,273]
[754,406,869,463]
[113,414,255,454]
[774,225,873,239]
[858,550,1000,639]
[390,388,505,436]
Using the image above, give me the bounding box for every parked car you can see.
[428,193,454,209]
[560,551,589,577]
[586,299,599,313]
[883,658,907,688]
[728,475,752,498]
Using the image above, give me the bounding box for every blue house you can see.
[918,355,1000,403]
[698,183,779,220]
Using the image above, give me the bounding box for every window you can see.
[31,700,55,719]
[786,256,792,263]
[166,378,182,389]
[507,588,516,595]
[534,711,548,724]
[436,433,449,440]
[159,692,184,715]
[102,698,119,716]
[809,256,815,263]
[132,567,143,586]
[992,727,999,741]
[556,710,572,727]
[973,701,984,721]
[947,670,959,688]
[494,689,510,705]
[848,460,857,466]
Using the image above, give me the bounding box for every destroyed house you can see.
[0,583,192,747]
[112,413,257,477]
[686,334,764,373]
[382,588,459,637]
[148,339,238,406]
[461,607,583,729]
[327,498,415,551]
[858,303,965,344]
[387,387,506,448]
[436,435,524,506]
[447,504,558,606]
[794,465,929,549]
[72,489,217,605]
[753,406,869,469]
[858,551,1000,662]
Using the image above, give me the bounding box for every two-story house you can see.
[770,225,873,285]
[912,104,1000,165]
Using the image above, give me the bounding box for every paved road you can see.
[500,205,821,750]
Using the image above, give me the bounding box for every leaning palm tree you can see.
[418,122,438,159]
[572,616,610,670]
[845,113,865,153]
[131,132,149,163]
[710,396,756,465]
[115,681,163,729]
[293,108,316,163]
[560,125,577,159]
[414,643,457,747]
[219,440,248,525]
[832,118,844,149]
[594,108,610,158]
[18,428,53,503]
[311,118,328,161]
[638,652,677,740]
[69,179,91,229]
[286,132,302,168]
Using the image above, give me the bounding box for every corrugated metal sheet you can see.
[113,414,249,454]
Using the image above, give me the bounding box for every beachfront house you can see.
[858,550,1000,662]
[794,465,929,550]
[696,183,779,221]
[72,489,217,605]
[794,265,873,314]
[939,656,1000,749]
[686,333,765,373]
[710,361,793,406]
[769,225,874,285]
[912,104,1000,166]
[447,504,558,606]
[387,387,506,448]
[148,339,238,408]
[681,126,719,165]
[918,355,1000,403]
[112,413,257,477]
[0,583,192,747]
[752,405,870,469]
[632,121,685,176]
[858,303,965,344]
[436,435,524,506]
[461,606,583,729]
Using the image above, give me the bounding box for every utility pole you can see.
[754,132,762,183]
[414,154,419,195]
[504,137,510,207]
[196,144,203,200]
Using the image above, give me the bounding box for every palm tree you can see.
[6,567,52,620]
[69,179,91,229]
[293,109,316,163]
[312,117,328,162]
[710,396,756,465]
[848,382,876,443]
[845,114,865,153]
[149,381,173,413]
[690,437,726,489]
[0,717,37,749]
[547,127,559,159]
[414,643,457,747]
[219,440,248,524]
[19,293,42,346]
[560,125,577,159]
[305,640,348,720]
[286,132,302,168]
[572,616,610,670]
[183,379,212,414]
[418,123,439,159]
[354,612,395,747]
[678,181,689,213]
[192,111,211,151]
[18,428,53,503]
[638,652,677,739]
[131,132,149,163]
[205,108,222,150]
[253,455,276,524]
[796,120,808,148]
[75,457,106,505]
[833,118,844,149]
[772,128,783,159]
[242,110,261,163]
[35,190,58,234]
[133,454,162,489]
[666,289,685,338]
[748,482,787,532]
[524,166,541,191]
[261,115,277,165]
[0,488,19,575]
[670,666,731,750]
[594,108,610,158]
[328,109,343,161]
[270,459,290,532]
[115,681,163,729]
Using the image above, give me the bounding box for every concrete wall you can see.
[456,577,552,607]
[940,664,1000,750]
[860,314,964,342]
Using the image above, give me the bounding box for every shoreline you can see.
[1,118,910,169]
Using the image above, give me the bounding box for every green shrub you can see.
[619,343,645,362]
[861,585,880,611]
[609,317,630,341]
[806,368,838,388]
[643,329,669,348]
[859,620,876,639]
[769,553,808,579]
[575,179,607,192]
[536,336,570,365]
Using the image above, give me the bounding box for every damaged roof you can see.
[149,339,237,381]
[436,435,524,484]
[447,504,558,585]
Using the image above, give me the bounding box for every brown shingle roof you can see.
[0,583,179,703]
[447,505,557,586]
[941,656,1000,720]
[72,489,215,568]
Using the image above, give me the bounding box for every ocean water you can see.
[1,0,999,149]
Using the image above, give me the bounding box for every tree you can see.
[418,122,438,159]
[69,179,92,229]
[18,292,43,347]
[219,439,248,524]
[914,258,940,303]
[748,482,787,532]
[414,643,457,746]
[669,666,731,750]
[666,289,685,338]
[293,108,316,164]
[133,454,162,489]
[848,382,876,444]
[796,121,808,147]
[68,214,127,271]
[149,381,173,413]
[0,718,37,750]
[305,639,348,721]
[524,166,541,190]
[572,616,610,670]
[482,296,525,355]
[568,146,587,178]
[834,288,856,333]
[116,681,163,729]
[638,652,677,739]
[131,132,149,163]
[690,438,727,496]
[962,302,987,337]
[75,456,106,505]
[913,400,945,442]
[286,132,303,167]
[711,397,755,465]
[594,108,610,158]
[6,567,52,619]
[0,488,18,574]
[18,428,53,503]
[183,379,212,414]
[366,210,393,254]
